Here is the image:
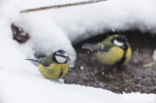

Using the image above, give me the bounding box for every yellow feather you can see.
[96,46,124,65]
[38,63,68,79]
[123,47,132,65]
[96,46,132,66]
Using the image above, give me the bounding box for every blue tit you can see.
[26,50,69,79]
[83,34,132,66]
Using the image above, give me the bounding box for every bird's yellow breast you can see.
[96,46,132,65]
[38,63,68,79]
[123,47,132,65]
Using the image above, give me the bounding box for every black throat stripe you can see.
[57,69,64,78]
[115,45,128,66]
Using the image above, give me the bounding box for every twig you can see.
[20,0,107,13]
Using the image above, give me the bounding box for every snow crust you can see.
[1,0,156,103]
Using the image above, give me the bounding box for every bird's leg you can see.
[112,64,124,72]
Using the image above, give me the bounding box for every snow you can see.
[1,71,156,103]
[80,65,84,70]
[153,50,156,61]
[1,0,156,103]
[51,0,156,41]
[1,0,156,64]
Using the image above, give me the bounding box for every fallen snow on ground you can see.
[1,71,156,103]
[1,0,156,103]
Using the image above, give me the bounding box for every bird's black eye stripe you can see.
[56,55,67,58]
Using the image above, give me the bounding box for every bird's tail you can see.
[82,43,98,52]
[26,59,40,66]
[82,43,94,51]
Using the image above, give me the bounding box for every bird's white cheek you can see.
[56,56,66,63]
[114,40,124,47]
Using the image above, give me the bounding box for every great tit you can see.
[26,50,69,79]
[83,34,132,66]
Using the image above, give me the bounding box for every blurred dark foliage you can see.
[11,24,30,43]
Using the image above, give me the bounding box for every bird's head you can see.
[52,50,69,64]
[112,34,129,49]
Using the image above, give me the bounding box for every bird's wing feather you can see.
[100,39,114,51]
[83,43,105,52]
[42,56,53,66]
[83,35,115,52]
